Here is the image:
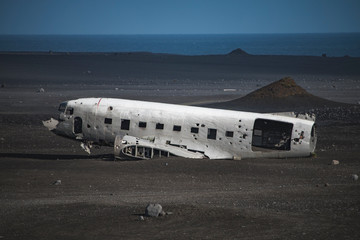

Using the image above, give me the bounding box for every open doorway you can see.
[74,117,82,134]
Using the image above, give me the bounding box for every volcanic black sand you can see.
[0,52,360,239]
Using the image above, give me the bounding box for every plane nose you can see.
[42,118,59,131]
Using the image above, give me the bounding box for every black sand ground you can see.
[0,52,360,239]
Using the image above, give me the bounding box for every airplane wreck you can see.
[43,98,316,160]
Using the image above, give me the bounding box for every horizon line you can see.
[1,32,360,36]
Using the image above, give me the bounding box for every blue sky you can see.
[0,0,359,34]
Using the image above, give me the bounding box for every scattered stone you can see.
[145,203,162,217]
[52,180,61,185]
[166,211,173,215]
[115,87,119,91]
[331,160,340,165]
[351,174,358,181]
[324,183,330,187]
[159,210,166,217]
[139,215,145,221]
[38,88,45,93]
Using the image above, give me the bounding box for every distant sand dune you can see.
[205,77,353,112]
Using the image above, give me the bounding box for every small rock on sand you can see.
[52,180,61,185]
[145,203,163,217]
[331,160,340,165]
[351,174,358,181]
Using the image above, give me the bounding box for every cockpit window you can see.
[58,102,67,112]
[66,107,74,115]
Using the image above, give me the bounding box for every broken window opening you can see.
[139,121,147,128]
[207,128,217,140]
[252,118,293,151]
[225,131,234,137]
[156,123,164,130]
[104,118,112,124]
[173,125,181,131]
[191,127,199,133]
[121,119,130,130]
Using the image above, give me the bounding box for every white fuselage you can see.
[45,98,316,160]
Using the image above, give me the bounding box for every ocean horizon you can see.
[1,33,359,57]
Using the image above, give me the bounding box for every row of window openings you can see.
[104,118,234,139]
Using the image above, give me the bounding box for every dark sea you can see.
[0,33,359,57]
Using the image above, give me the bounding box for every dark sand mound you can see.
[242,77,309,99]
[228,48,250,56]
[204,77,360,124]
[207,77,351,112]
